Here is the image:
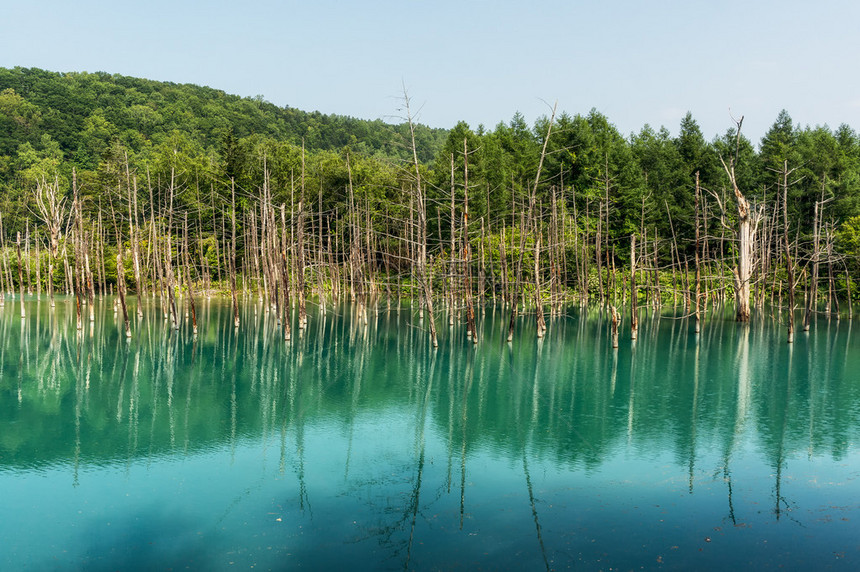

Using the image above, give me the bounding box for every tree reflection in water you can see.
[0,297,859,569]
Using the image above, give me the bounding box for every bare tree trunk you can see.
[164,234,180,330]
[0,221,5,306]
[131,176,145,303]
[462,139,478,343]
[694,172,702,333]
[782,160,797,343]
[402,87,438,347]
[33,174,65,307]
[500,226,508,305]
[595,194,604,305]
[572,187,587,303]
[317,176,326,313]
[117,250,132,338]
[230,179,240,329]
[1,222,12,298]
[610,305,620,348]
[449,153,457,326]
[826,222,838,317]
[280,207,292,341]
[630,233,638,340]
[346,154,366,317]
[25,223,32,294]
[479,216,487,308]
[16,232,25,319]
[297,144,308,328]
[97,218,107,297]
[651,228,660,309]
[34,230,41,300]
[72,170,83,330]
[280,251,292,341]
[804,182,827,331]
[534,233,546,337]
[508,103,556,342]
[85,245,95,323]
[719,117,757,322]
[183,213,198,337]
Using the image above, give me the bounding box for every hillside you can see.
[0,66,447,165]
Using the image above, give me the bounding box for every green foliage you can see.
[837,216,860,268]
[0,66,447,168]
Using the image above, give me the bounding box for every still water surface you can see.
[1,297,859,570]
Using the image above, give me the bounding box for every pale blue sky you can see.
[2,0,859,144]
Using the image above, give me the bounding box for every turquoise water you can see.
[1,296,859,570]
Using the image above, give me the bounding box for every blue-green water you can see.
[1,296,859,570]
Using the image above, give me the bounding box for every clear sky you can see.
[2,0,859,144]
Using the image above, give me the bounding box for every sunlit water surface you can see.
[1,296,859,570]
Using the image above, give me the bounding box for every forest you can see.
[1,66,860,343]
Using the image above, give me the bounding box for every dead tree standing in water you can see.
[116,249,132,338]
[462,138,478,343]
[16,232,25,318]
[183,213,198,337]
[230,179,240,329]
[804,180,831,331]
[779,160,799,342]
[33,174,66,308]
[507,102,556,342]
[630,233,638,340]
[717,116,760,322]
[694,172,702,333]
[297,144,308,329]
[402,87,438,347]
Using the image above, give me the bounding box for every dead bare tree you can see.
[779,160,800,342]
[630,233,638,340]
[183,213,198,337]
[462,138,478,343]
[116,250,132,338]
[32,173,67,307]
[804,179,832,331]
[402,86,438,348]
[694,172,702,333]
[15,232,25,318]
[507,102,557,342]
[717,115,761,322]
[297,143,308,329]
[230,179,240,329]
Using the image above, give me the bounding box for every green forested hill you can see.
[0,66,447,164]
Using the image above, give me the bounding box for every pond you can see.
[1,296,859,570]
